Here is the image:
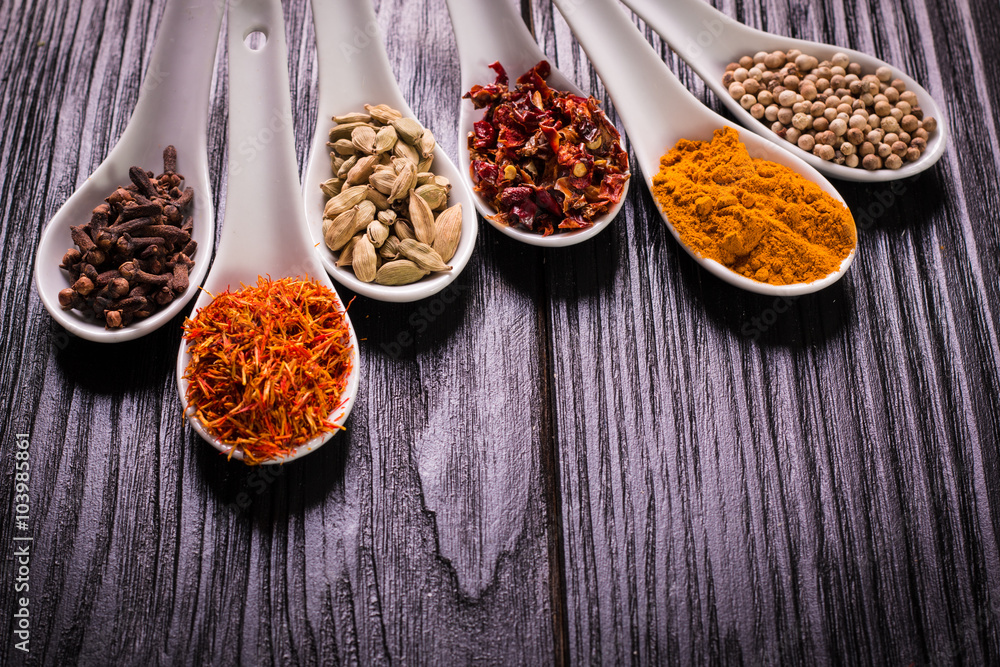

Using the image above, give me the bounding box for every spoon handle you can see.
[217,0,318,281]
[444,0,547,89]
[114,0,224,163]
[551,0,704,172]
[310,0,414,117]
[620,0,755,74]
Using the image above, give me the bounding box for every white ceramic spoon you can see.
[444,0,630,247]
[176,0,360,464]
[552,0,856,295]
[303,0,477,303]
[621,0,948,182]
[33,0,223,343]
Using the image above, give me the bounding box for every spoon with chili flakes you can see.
[176,0,359,464]
[445,0,631,247]
[552,0,857,296]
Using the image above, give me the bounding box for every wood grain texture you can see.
[1,0,999,665]
[529,0,1000,664]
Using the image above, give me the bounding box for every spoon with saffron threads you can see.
[176,0,360,464]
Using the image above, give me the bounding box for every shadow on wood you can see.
[51,309,188,394]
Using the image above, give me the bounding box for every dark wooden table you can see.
[3,0,999,664]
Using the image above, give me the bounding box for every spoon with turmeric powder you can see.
[176,0,360,464]
[620,0,947,182]
[552,0,857,295]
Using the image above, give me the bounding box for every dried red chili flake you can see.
[182,276,354,464]
[464,60,630,235]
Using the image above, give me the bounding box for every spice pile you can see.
[652,127,856,285]
[724,50,937,170]
[323,104,462,286]
[464,61,630,235]
[182,276,354,464]
[58,146,196,328]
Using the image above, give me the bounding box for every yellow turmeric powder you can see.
[651,127,856,285]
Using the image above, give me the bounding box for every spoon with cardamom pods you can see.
[303,0,478,303]
[444,0,631,247]
[620,0,947,182]
[176,0,359,464]
[33,0,223,342]
[552,0,856,295]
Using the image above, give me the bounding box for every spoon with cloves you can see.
[33,0,223,342]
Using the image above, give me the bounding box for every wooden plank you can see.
[0,1,557,664]
[530,0,1000,663]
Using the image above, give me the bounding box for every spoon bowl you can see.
[177,0,359,464]
[552,0,856,295]
[621,0,947,183]
[444,0,630,247]
[304,0,477,302]
[33,0,224,343]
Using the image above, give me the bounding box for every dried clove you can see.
[56,146,197,328]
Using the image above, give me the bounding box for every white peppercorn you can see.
[863,154,882,170]
[814,144,836,161]
[764,51,786,68]
[880,116,900,134]
[722,49,936,170]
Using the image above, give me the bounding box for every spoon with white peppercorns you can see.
[621,0,947,182]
